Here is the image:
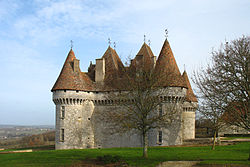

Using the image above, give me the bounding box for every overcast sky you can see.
[0,0,249,125]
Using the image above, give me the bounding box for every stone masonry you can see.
[52,38,198,149]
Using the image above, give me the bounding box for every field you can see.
[0,142,249,167]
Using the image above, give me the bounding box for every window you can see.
[61,106,65,119]
[60,129,64,142]
[159,104,163,116]
[158,131,162,143]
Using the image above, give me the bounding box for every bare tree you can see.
[101,62,181,158]
[193,69,226,150]
[193,36,250,150]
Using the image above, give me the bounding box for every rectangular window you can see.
[158,131,162,143]
[159,104,163,116]
[60,129,64,142]
[61,106,65,119]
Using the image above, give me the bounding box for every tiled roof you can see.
[182,71,198,102]
[131,43,155,70]
[155,39,187,88]
[51,49,93,91]
[102,46,124,81]
[52,39,196,92]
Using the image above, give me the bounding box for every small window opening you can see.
[76,90,79,93]
[158,131,162,143]
[159,104,163,116]
[61,129,65,142]
[61,106,65,119]
[64,90,66,92]
[88,118,91,120]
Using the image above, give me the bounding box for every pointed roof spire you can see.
[155,39,187,88]
[70,40,73,49]
[51,49,92,91]
[165,29,168,39]
[108,38,111,46]
[131,42,155,70]
[182,70,198,102]
[148,39,151,46]
[101,45,124,80]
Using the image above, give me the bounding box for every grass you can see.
[222,137,250,140]
[0,142,249,167]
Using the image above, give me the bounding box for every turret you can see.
[182,70,198,140]
[51,49,94,149]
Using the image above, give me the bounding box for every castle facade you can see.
[51,38,197,149]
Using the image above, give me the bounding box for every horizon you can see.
[0,124,55,127]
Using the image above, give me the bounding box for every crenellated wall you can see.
[53,87,195,149]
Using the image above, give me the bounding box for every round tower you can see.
[51,49,94,149]
[182,102,197,139]
[182,71,198,140]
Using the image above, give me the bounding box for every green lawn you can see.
[0,142,249,167]
[222,137,250,140]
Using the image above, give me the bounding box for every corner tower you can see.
[51,49,94,149]
[182,70,198,139]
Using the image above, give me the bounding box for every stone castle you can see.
[51,38,198,149]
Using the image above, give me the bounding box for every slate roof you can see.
[182,71,198,102]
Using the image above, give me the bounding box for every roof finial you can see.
[148,39,151,46]
[144,34,146,43]
[70,40,73,49]
[184,64,186,71]
[108,38,111,46]
[113,42,116,49]
[165,29,168,39]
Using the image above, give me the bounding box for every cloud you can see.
[0,0,249,125]
[7,0,176,45]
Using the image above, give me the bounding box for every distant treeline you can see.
[0,131,55,149]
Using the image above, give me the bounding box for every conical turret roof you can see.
[101,46,124,80]
[51,49,93,91]
[131,42,155,70]
[155,39,186,88]
[102,46,124,72]
[182,71,198,102]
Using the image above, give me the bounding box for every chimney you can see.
[73,59,80,73]
[151,56,156,68]
[95,58,105,82]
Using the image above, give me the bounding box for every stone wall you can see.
[53,87,194,149]
[182,101,197,140]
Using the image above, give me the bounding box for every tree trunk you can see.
[212,130,216,150]
[142,132,148,158]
